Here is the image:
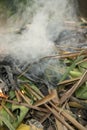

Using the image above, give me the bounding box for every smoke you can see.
[0,0,78,63]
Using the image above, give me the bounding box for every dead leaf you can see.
[16,124,30,130]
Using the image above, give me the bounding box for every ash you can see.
[0,56,18,93]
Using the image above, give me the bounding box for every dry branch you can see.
[60,70,87,105]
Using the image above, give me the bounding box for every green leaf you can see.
[69,69,82,78]
[12,105,29,129]
[75,83,87,99]
[0,105,13,126]
[59,56,84,82]
[80,61,87,68]
[0,115,15,130]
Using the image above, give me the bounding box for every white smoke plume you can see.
[0,0,78,63]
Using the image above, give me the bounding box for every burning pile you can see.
[0,47,87,130]
[0,0,87,130]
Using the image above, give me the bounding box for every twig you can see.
[40,113,51,123]
[15,90,22,103]
[58,77,80,86]
[50,101,86,130]
[45,104,74,130]
[60,70,87,105]
[76,58,87,65]
[1,103,16,120]
[0,98,48,113]
[55,116,65,130]
[27,83,86,130]
[24,84,41,100]
[26,85,74,130]
[68,101,84,109]
[17,89,31,105]
[34,93,55,107]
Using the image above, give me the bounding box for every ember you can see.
[0,89,8,98]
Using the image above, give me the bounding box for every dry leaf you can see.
[16,124,30,130]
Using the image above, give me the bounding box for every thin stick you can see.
[40,113,51,123]
[50,101,86,130]
[0,98,48,113]
[60,70,87,105]
[15,90,22,103]
[26,85,74,130]
[45,104,74,130]
[1,103,16,120]
[58,77,80,86]
[27,83,86,130]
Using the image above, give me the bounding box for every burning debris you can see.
[55,29,87,51]
[0,56,18,94]
[0,48,87,130]
[0,0,87,130]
